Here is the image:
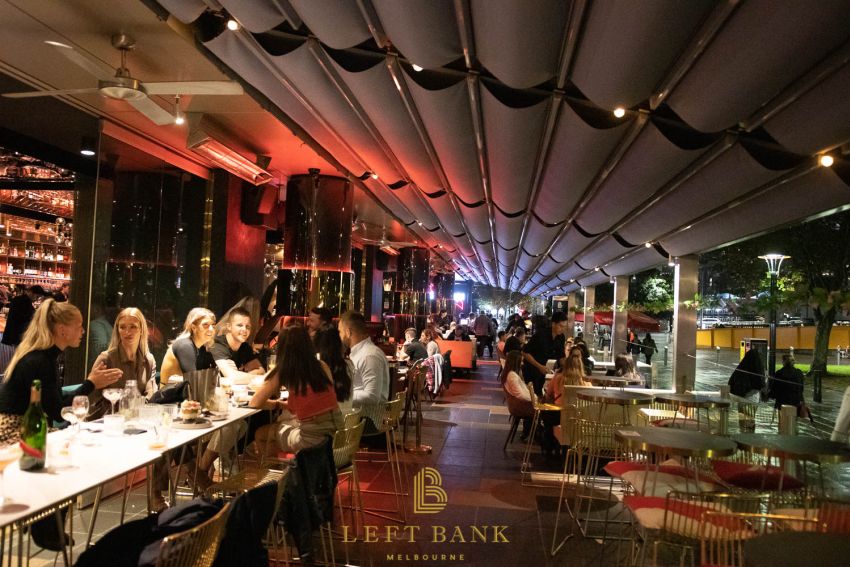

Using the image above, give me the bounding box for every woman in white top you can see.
[421,328,440,357]
[500,350,530,402]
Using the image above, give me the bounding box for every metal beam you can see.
[526,133,736,294]
[355,0,389,48]
[506,0,586,287]
[549,160,820,291]
[385,54,494,285]
[515,112,649,291]
[650,0,740,109]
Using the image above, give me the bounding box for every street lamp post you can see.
[759,254,789,379]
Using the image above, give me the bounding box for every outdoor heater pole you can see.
[760,254,789,380]
[768,271,778,378]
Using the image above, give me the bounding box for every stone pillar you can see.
[278,172,354,317]
[673,255,699,391]
[613,276,630,361]
[387,247,431,336]
[566,292,578,337]
[582,286,595,340]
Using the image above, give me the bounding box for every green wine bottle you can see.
[19,379,47,471]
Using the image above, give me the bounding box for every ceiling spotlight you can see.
[80,136,96,156]
[226,18,240,31]
[412,64,423,72]
[819,154,834,167]
[370,172,379,180]
[667,255,677,267]
[644,241,652,248]
[610,277,615,284]
[613,107,626,118]
[594,266,600,272]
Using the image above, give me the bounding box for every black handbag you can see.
[148,381,189,404]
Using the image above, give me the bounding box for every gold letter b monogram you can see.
[413,467,448,514]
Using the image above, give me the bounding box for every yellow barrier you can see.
[696,326,850,349]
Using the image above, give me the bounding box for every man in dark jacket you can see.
[2,285,46,346]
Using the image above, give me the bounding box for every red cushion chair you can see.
[710,460,804,491]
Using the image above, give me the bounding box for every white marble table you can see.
[0,406,258,529]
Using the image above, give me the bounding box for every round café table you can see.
[743,532,850,567]
[614,426,737,494]
[653,393,731,433]
[614,426,737,459]
[733,433,850,492]
[575,388,653,424]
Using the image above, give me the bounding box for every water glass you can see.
[148,425,169,450]
[47,436,73,469]
[104,414,125,436]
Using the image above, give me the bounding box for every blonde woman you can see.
[545,348,590,406]
[0,299,122,443]
[160,308,217,380]
[90,307,158,417]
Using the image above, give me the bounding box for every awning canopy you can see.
[576,311,661,332]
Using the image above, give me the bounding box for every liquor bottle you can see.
[19,380,47,471]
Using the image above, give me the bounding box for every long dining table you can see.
[0,406,258,565]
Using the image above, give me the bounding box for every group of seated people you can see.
[0,299,391,524]
[499,319,645,455]
[397,327,441,362]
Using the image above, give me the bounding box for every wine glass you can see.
[0,443,23,510]
[60,406,79,427]
[72,396,89,433]
[103,388,123,415]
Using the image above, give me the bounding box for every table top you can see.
[733,433,850,464]
[653,392,731,408]
[0,406,258,528]
[576,388,654,405]
[615,426,737,458]
[589,376,644,387]
[591,360,652,369]
[744,532,850,567]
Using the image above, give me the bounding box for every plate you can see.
[173,417,212,429]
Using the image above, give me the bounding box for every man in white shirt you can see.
[338,311,390,432]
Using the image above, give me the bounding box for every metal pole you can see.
[769,272,777,377]
[663,346,668,366]
[813,368,823,404]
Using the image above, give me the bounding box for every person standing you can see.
[473,311,493,358]
[522,311,567,395]
[641,332,658,364]
[728,349,765,400]
[2,285,47,348]
[338,311,389,433]
[767,354,805,410]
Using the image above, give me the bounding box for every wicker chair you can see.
[155,502,231,567]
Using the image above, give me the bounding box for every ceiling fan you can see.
[352,221,421,253]
[2,34,243,125]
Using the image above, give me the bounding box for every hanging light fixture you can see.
[173,95,185,125]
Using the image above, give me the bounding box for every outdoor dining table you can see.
[588,376,643,389]
[733,433,850,492]
[615,426,738,459]
[743,532,850,567]
[0,406,258,565]
[613,426,738,495]
[575,388,653,424]
[653,392,731,434]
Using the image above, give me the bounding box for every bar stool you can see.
[520,382,561,485]
[358,394,407,522]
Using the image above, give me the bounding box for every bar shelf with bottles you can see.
[0,215,71,285]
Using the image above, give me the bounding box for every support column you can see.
[612,276,630,361]
[673,255,699,392]
[278,172,354,317]
[566,292,578,337]
[582,286,595,340]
